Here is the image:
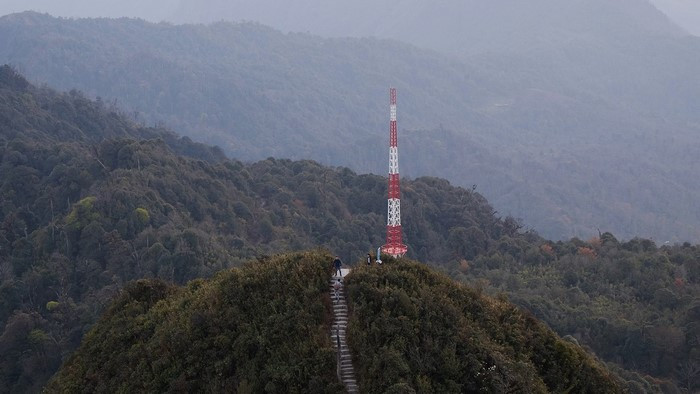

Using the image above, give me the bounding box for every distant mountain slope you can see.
[3,13,700,243]
[3,13,700,242]
[46,251,623,393]
[170,0,685,55]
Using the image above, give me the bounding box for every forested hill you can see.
[46,251,623,393]
[2,68,699,392]
[3,12,700,243]
[0,65,225,162]
[0,66,524,391]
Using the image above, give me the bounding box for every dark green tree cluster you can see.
[344,258,623,393]
[46,250,343,393]
[451,233,700,392]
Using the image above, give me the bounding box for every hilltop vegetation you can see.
[2,12,700,242]
[47,251,623,393]
[1,67,699,391]
[47,251,341,393]
[346,258,622,393]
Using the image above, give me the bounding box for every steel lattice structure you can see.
[382,88,408,257]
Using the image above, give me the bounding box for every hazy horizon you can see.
[1,0,698,36]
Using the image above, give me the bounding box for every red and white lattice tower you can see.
[382,88,408,257]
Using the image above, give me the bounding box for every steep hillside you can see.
[47,251,623,393]
[46,251,341,393]
[2,13,700,242]
[346,258,623,393]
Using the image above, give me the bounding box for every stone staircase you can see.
[329,274,359,393]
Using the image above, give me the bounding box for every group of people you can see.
[333,252,382,277]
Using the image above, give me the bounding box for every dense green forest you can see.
[1,67,699,392]
[345,258,622,393]
[2,12,700,242]
[47,251,622,393]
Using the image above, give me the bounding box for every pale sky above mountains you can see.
[651,0,700,34]
[0,0,698,36]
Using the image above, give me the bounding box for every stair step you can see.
[330,273,358,393]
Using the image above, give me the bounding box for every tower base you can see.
[381,243,408,258]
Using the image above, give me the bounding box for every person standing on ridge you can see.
[366,253,372,266]
[333,255,342,277]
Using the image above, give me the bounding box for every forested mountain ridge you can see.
[0,64,225,162]
[2,12,700,242]
[0,66,522,391]
[46,251,623,393]
[1,68,699,391]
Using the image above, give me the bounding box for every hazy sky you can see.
[0,0,698,35]
[651,0,700,34]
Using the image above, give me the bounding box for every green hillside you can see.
[2,67,699,391]
[46,251,623,393]
[46,251,341,393]
[2,12,700,242]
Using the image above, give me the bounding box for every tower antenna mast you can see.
[382,88,408,258]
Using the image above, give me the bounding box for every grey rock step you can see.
[330,274,358,392]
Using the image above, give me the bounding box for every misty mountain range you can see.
[1,0,699,37]
[2,1,700,243]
